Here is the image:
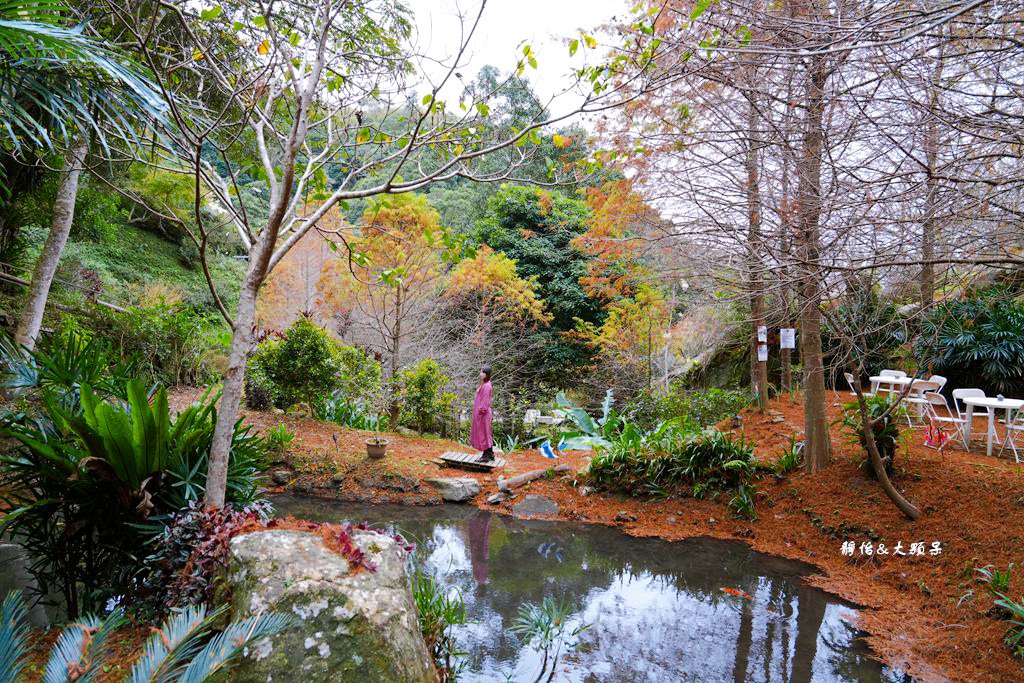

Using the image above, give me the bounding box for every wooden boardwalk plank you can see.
[438,451,507,472]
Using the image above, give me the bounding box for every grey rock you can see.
[422,477,480,502]
[0,544,49,627]
[486,491,510,505]
[512,494,559,517]
[331,472,347,487]
[579,486,595,497]
[614,511,637,523]
[665,515,678,524]
[356,474,419,493]
[271,470,291,485]
[395,426,418,437]
[228,529,433,683]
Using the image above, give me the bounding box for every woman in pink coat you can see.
[470,365,494,462]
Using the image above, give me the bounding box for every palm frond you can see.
[128,605,215,683]
[0,2,169,157]
[175,612,295,683]
[0,591,31,682]
[43,609,125,683]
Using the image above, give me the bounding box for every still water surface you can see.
[273,496,906,682]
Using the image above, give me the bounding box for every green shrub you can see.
[315,389,380,430]
[247,318,341,409]
[412,568,468,681]
[587,426,758,518]
[266,422,296,452]
[75,302,219,386]
[917,288,1024,396]
[821,283,907,388]
[399,359,455,434]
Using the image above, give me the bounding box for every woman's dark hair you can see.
[481,365,492,381]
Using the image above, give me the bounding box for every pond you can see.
[273,495,907,683]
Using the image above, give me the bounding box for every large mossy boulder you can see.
[227,529,433,682]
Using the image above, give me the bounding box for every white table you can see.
[868,376,930,420]
[962,395,1024,457]
[869,376,914,394]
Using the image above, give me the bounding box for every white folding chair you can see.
[904,379,942,426]
[923,392,967,456]
[951,388,996,443]
[927,375,948,393]
[844,372,874,399]
[998,409,1023,463]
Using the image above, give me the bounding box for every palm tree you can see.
[0,0,168,350]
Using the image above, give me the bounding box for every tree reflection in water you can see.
[273,496,907,682]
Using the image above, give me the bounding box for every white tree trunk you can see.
[15,133,89,351]
[203,255,267,507]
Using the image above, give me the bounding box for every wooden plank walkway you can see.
[437,451,507,472]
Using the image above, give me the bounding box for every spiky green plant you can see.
[0,592,293,682]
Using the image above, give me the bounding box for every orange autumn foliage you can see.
[446,246,552,324]
[573,179,654,302]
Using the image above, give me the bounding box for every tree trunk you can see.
[204,260,264,507]
[797,54,832,473]
[746,91,769,412]
[852,391,921,519]
[15,133,89,351]
[389,285,403,429]
[920,41,943,312]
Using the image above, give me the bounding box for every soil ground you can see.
[25,389,1023,682]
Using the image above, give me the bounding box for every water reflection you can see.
[273,496,904,682]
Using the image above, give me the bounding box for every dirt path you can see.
[171,388,1024,682]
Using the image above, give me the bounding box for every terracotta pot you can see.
[366,438,388,459]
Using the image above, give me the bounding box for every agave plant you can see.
[0,591,292,682]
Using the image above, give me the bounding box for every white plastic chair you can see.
[999,409,1023,463]
[923,392,967,455]
[844,373,874,399]
[951,388,996,443]
[904,379,942,426]
[927,375,948,393]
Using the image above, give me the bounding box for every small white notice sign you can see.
[757,344,768,362]
[757,325,767,342]
[780,328,796,349]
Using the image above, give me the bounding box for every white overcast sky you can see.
[403,0,628,118]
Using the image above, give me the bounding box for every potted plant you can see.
[365,379,393,459]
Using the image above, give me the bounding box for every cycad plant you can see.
[0,337,266,616]
[0,591,292,683]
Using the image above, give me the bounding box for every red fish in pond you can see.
[721,586,753,600]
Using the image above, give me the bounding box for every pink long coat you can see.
[469,380,493,450]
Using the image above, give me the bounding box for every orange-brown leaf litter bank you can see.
[43,388,1015,683]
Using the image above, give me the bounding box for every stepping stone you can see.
[513,494,558,517]
[438,451,507,472]
[423,477,481,502]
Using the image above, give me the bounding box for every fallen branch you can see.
[498,464,572,492]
